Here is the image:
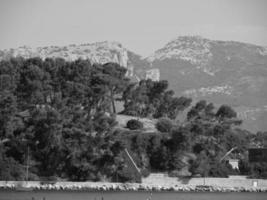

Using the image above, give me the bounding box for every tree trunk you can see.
[110,89,116,114]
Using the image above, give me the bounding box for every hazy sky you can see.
[0,0,267,56]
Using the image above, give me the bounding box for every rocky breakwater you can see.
[0,182,267,192]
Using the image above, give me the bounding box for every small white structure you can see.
[228,159,239,170]
[252,180,258,187]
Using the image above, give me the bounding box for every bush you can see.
[140,168,150,177]
[126,119,143,130]
[156,118,173,133]
[0,157,26,181]
[113,168,140,183]
[238,159,250,175]
[168,170,180,177]
[249,162,267,179]
[94,112,118,134]
[208,163,229,178]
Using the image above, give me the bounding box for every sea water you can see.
[0,191,267,200]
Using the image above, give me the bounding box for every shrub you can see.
[249,162,267,179]
[0,157,26,181]
[169,170,182,177]
[156,118,173,133]
[126,119,143,130]
[208,163,229,178]
[114,168,140,183]
[140,168,150,178]
[94,112,118,134]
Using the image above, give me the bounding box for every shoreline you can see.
[1,181,267,192]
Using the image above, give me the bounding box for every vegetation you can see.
[126,119,143,130]
[0,57,266,182]
[156,118,174,133]
[121,79,192,118]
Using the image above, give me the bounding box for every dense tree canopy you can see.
[0,57,265,181]
[0,58,128,181]
[121,79,192,119]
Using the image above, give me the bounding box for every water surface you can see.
[0,191,266,200]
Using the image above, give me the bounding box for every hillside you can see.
[146,36,267,132]
[1,36,267,132]
[0,56,266,182]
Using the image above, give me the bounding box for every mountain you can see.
[0,36,266,132]
[146,36,267,132]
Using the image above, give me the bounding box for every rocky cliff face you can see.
[0,41,128,65]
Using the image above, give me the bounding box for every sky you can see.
[0,0,267,56]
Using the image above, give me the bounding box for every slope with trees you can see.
[0,57,266,182]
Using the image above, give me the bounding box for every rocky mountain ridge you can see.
[0,41,128,63]
[0,41,138,79]
[147,36,267,76]
[147,36,213,72]
[146,36,267,132]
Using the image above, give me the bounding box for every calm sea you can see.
[0,191,266,200]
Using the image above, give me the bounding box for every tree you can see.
[155,92,191,119]
[187,100,214,121]
[0,91,22,140]
[99,63,129,113]
[27,106,63,177]
[216,105,237,119]
[156,118,173,133]
[122,79,191,119]
[170,127,192,152]
[17,63,49,108]
[121,82,149,117]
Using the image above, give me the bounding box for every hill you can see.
[146,36,267,132]
[1,36,267,132]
